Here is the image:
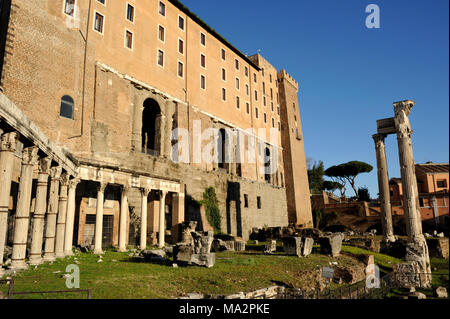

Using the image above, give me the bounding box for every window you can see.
[94,12,104,33]
[200,75,206,90]
[245,84,249,96]
[178,61,184,78]
[178,16,185,30]
[437,180,447,188]
[254,90,258,101]
[246,103,250,114]
[262,82,266,94]
[159,1,166,16]
[262,68,265,77]
[222,88,226,101]
[277,106,280,115]
[157,50,164,66]
[235,59,239,70]
[221,49,226,60]
[270,74,272,83]
[221,68,226,81]
[178,39,184,54]
[97,0,105,4]
[200,32,206,46]
[200,54,206,68]
[253,73,257,83]
[125,30,133,49]
[158,25,165,42]
[419,198,424,207]
[264,113,267,123]
[278,121,281,131]
[270,88,273,100]
[126,4,134,22]
[244,194,249,208]
[272,118,275,128]
[235,77,240,90]
[271,102,274,112]
[263,96,266,106]
[60,95,74,119]
[257,196,261,209]
[236,96,240,109]
[277,93,279,103]
[255,107,259,119]
[64,0,75,16]
[245,66,249,77]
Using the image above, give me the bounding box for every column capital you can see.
[50,166,62,180]
[0,131,19,152]
[97,182,107,193]
[393,100,415,117]
[372,133,387,146]
[121,185,131,196]
[68,178,81,190]
[38,157,52,175]
[141,188,151,197]
[22,146,39,165]
[60,172,70,186]
[160,189,168,197]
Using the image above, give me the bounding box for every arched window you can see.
[142,98,161,156]
[60,95,74,119]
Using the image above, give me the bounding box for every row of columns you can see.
[0,131,79,275]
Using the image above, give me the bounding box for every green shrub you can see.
[200,187,221,234]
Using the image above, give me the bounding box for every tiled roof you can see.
[415,163,449,174]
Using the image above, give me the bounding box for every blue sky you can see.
[180,0,449,198]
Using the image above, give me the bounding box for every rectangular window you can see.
[262,82,266,94]
[200,75,206,90]
[200,32,206,46]
[179,16,185,30]
[158,25,165,42]
[257,196,261,209]
[222,88,226,101]
[272,118,275,128]
[263,96,266,106]
[64,0,75,16]
[264,113,267,123]
[245,84,249,96]
[270,88,273,100]
[255,107,259,119]
[126,4,134,22]
[125,30,133,49]
[246,103,250,114]
[277,106,280,115]
[244,194,249,208]
[97,0,105,4]
[200,54,206,68]
[235,77,240,90]
[245,66,249,77]
[235,59,239,70]
[271,102,274,112]
[221,49,226,60]
[178,61,184,78]
[94,12,104,33]
[437,180,447,188]
[159,1,166,16]
[221,68,226,81]
[253,73,257,83]
[178,39,184,54]
[254,90,258,101]
[270,74,272,83]
[236,96,240,109]
[262,68,265,77]
[278,121,281,131]
[157,49,164,67]
[419,198,425,207]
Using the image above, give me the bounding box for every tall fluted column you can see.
[373,134,396,242]
[10,146,39,270]
[64,178,80,256]
[43,166,62,262]
[29,157,52,265]
[118,186,130,252]
[394,100,431,283]
[54,173,69,258]
[0,132,19,275]
[158,190,167,248]
[93,182,107,255]
[140,188,150,250]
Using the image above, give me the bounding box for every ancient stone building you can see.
[0,0,312,269]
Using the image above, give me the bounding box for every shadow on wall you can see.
[226,181,242,238]
[185,195,203,231]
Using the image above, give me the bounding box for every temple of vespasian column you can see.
[373,100,431,284]
[0,93,184,276]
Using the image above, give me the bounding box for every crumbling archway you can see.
[142,98,161,156]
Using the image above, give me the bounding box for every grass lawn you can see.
[1,247,364,299]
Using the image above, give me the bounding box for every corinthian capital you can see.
[372,133,386,147]
[50,166,63,180]
[60,172,70,186]
[38,157,52,175]
[0,132,19,152]
[22,146,39,165]
[394,100,415,117]
[69,178,81,190]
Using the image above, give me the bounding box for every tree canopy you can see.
[325,161,373,199]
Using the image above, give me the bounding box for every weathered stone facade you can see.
[0,0,313,271]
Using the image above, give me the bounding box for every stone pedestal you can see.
[301,237,314,257]
[0,132,19,275]
[55,173,69,259]
[283,237,302,257]
[373,134,396,242]
[29,157,51,265]
[10,147,39,270]
[64,178,80,256]
[319,234,342,257]
[43,167,62,262]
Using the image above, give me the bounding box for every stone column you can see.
[64,178,80,256]
[43,166,62,262]
[54,173,69,258]
[373,134,396,242]
[430,196,440,226]
[172,190,185,227]
[29,157,52,265]
[93,182,107,255]
[10,146,39,270]
[118,186,130,252]
[394,100,431,283]
[140,188,150,250]
[0,132,19,275]
[158,190,167,248]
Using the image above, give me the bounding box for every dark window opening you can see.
[257,196,261,209]
[60,95,74,119]
[218,128,227,170]
[264,147,271,183]
[419,198,424,207]
[142,98,161,156]
[244,194,248,208]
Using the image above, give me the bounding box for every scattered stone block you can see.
[409,291,427,299]
[357,254,374,266]
[190,253,215,268]
[234,241,246,252]
[301,238,314,257]
[141,249,166,262]
[283,237,302,257]
[435,286,448,298]
[174,231,216,267]
[173,244,194,264]
[319,234,342,257]
[427,238,449,259]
